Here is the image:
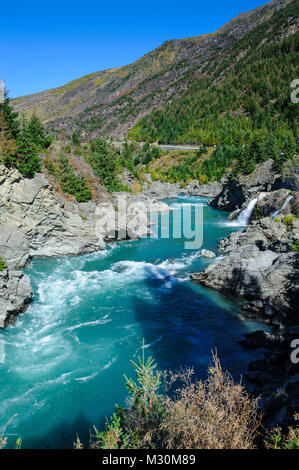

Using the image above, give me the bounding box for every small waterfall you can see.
[235,197,258,225]
[271,195,293,219]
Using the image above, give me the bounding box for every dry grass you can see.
[91,352,261,449]
[160,353,261,449]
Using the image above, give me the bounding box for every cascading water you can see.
[233,197,259,226]
[271,195,293,219]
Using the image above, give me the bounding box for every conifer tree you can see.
[0,92,19,139]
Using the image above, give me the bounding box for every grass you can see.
[83,350,262,449]
[0,256,7,271]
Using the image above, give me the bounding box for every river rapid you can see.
[0,197,268,448]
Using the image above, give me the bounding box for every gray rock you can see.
[0,165,105,268]
[201,249,216,258]
[209,160,280,212]
[191,216,299,325]
[0,165,166,270]
[141,179,222,200]
[0,269,33,327]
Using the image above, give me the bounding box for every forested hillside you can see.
[12,0,296,141]
[129,0,298,149]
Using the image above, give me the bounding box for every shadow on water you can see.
[21,410,91,449]
[132,265,266,382]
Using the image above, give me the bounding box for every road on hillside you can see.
[116,141,201,151]
[159,144,200,151]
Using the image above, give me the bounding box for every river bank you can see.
[0,196,270,448]
[190,160,299,428]
[0,158,298,440]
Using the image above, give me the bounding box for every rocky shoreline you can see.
[1,159,298,428]
[191,159,299,427]
[0,165,172,327]
[0,163,221,327]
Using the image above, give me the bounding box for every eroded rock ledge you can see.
[191,217,299,326]
[0,270,33,328]
[191,210,299,427]
[0,165,172,326]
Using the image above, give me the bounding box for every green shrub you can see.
[56,154,92,202]
[283,214,295,231]
[264,415,299,449]
[0,95,52,178]
[84,348,261,449]
[0,256,7,271]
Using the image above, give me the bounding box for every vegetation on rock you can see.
[264,414,299,449]
[0,94,52,178]
[0,256,7,271]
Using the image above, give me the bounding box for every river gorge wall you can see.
[191,159,299,428]
[0,165,170,327]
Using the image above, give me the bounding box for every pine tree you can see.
[27,114,52,148]
[72,131,81,147]
[16,119,41,178]
[0,111,18,166]
[0,93,19,139]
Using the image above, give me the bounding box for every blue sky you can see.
[1,0,267,97]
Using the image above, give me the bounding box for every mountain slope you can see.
[129,0,299,145]
[12,0,295,141]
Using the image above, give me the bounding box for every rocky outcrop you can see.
[254,189,293,219]
[209,160,280,212]
[191,208,299,428]
[191,216,299,326]
[209,159,299,222]
[0,165,170,270]
[0,165,106,269]
[141,180,222,200]
[0,166,172,326]
[0,269,33,328]
[239,327,299,428]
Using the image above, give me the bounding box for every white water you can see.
[0,197,270,449]
[271,195,293,219]
[226,197,259,227]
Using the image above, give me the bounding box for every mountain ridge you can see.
[12,0,295,141]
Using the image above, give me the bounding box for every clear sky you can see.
[1,0,268,97]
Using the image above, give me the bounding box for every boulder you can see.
[0,165,105,268]
[201,249,216,258]
[0,269,33,328]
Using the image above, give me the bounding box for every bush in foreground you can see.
[82,350,261,449]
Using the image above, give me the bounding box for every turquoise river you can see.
[0,197,268,448]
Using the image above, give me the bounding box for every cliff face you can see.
[0,270,33,328]
[191,160,299,428]
[0,165,105,326]
[12,0,293,140]
[0,165,171,326]
[0,165,105,270]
